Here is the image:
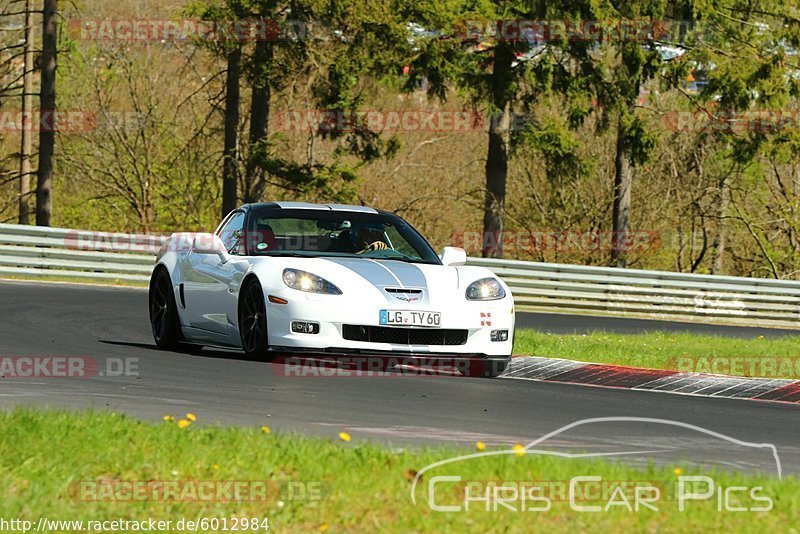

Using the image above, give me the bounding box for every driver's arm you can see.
[356,241,388,254]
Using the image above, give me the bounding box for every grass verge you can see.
[514,329,800,379]
[0,409,796,532]
[0,274,148,288]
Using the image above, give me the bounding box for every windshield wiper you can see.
[260,252,311,257]
[373,256,438,265]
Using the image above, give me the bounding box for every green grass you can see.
[0,409,797,532]
[514,329,800,379]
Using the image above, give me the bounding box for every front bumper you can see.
[264,291,515,358]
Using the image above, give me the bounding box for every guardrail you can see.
[468,258,800,329]
[1,223,799,329]
[0,223,162,283]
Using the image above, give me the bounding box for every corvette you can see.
[149,202,514,377]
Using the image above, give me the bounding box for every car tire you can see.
[149,266,185,350]
[239,278,272,360]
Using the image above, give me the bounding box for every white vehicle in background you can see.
[149,202,514,377]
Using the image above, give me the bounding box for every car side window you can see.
[217,211,246,255]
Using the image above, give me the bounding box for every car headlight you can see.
[282,269,342,295]
[466,277,505,301]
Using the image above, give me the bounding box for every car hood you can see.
[250,256,503,307]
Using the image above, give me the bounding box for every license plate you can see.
[380,310,441,327]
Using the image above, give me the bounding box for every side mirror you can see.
[192,233,231,263]
[440,246,467,266]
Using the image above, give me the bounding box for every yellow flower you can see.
[512,444,525,457]
[163,415,174,423]
[212,464,220,470]
[476,441,486,451]
[261,426,271,434]
[319,524,330,533]
[186,413,197,422]
[338,432,352,442]
[674,467,683,476]
[177,419,191,429]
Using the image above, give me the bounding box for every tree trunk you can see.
[36,0,57,227]
[481,44,514,258]
[18,0,34,224]
[611,113,633,268]
[710,177,730,275]
[222,46,241,218]
[244,40,273,203]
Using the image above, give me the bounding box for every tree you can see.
[191,0,408,209]
[36,0,56,227]
[675,0,800,277]
[482,42,515,258]
[243,37,271,202]
[404,1,551,257]
[0,0,35,223]
[533,1,671,268]
[18,0,34,224]
[58,39,223,232]
[222,44,241,218]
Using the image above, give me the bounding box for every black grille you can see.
[342,325,468,346]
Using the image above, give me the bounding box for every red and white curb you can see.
[502,357,800,405]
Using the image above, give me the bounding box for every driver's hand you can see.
[357,241,388,254]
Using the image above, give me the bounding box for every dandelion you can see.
[177,419,191,429]
[163,415,174,423]
[261,426,271,434]
[338,432,352,442]
[319,524,330,532]
[476,441,486,451]
[403,469,418,481]
[674,467,683,476]
[212,464,220,470]
[512,444,525,457]
[186,413,197,422]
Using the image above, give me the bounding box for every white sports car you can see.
[149,202,514,377]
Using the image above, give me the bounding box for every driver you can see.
[354,223,389,254]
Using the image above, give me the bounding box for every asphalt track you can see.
[0,281,798,476]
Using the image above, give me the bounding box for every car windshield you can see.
[243,208,442,264]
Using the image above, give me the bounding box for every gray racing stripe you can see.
[323,258,399,287]
[323,258,429,290]
[377,260,429,290]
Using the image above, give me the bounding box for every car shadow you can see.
[98,339,464,377]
